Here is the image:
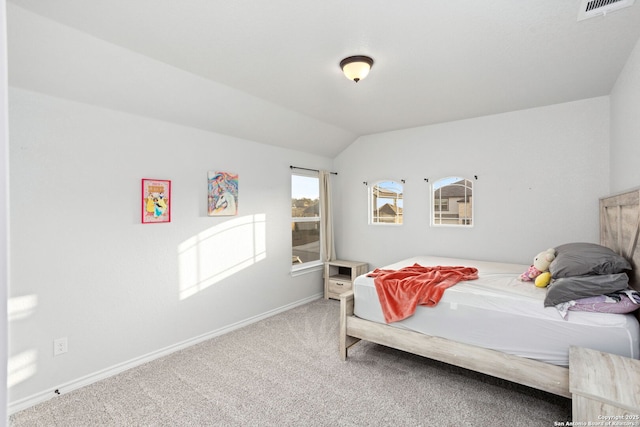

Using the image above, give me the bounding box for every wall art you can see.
[208,171,238,216]
[141,178,171,223]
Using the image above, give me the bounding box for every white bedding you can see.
[353,256,640,366]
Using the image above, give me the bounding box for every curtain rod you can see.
[290,165,338,175]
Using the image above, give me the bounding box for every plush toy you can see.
[535,271,552,288]
[519,248,556,282]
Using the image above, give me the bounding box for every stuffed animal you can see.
[535,271,552,288]
[519,248,556,282]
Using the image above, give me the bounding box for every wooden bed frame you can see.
[339,188,640,399]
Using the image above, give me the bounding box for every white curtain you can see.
[319,170,336,262]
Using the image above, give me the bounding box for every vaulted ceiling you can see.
[7,0,640,157]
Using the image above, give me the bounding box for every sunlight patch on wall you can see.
[8,294,38,322]
[178,214,267,300]
[8,350,37,388]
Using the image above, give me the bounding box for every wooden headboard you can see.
[600,187,640,294]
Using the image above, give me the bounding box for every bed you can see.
[339,188,640,398]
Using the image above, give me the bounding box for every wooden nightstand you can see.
[324,260,368,300]
[570,346,640,423]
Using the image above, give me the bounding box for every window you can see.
[291,173,321,268]
[434,198,449,212]
[369,180,403,225]
[432,177,473,226]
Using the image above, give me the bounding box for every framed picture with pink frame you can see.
[141,179,171,224]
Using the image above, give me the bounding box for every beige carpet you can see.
[10,298,571,426]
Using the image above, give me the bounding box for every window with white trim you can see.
[369,180,403,225]
[291,173,321,268]
[432,177,473,226]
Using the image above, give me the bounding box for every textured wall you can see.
[333,97,610,269]
[610,36,640,193]
[7,88,330,408]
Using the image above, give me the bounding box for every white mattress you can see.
[353,256,640,366]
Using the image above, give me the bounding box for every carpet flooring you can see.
[9,298,571,426]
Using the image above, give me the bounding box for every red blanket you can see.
[368,264,479,323]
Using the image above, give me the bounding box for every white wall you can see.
[1,0,10,423]
[7,4,336,411]
[610,36,640,193]
[6,4,354,160]
[333,97,610,269]
[7,88,331,409]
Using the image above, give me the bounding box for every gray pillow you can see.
[544,273,629,307]
[549,242,631,278]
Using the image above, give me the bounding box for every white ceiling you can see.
[7,0,640,157]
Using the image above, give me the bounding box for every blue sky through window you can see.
[292,175,319,200]
[375,180,403,208]
[433,176,462,189]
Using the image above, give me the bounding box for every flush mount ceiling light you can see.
[340,55,374,82]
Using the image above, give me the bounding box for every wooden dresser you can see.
[570,346,640,424]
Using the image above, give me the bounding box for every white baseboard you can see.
[8,293,323,415]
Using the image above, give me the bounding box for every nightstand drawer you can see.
[328,279,352,295]
[324,260,367,300]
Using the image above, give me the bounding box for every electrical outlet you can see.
[54,337,68,356]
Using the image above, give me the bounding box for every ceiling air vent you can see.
[578,0,635,21]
